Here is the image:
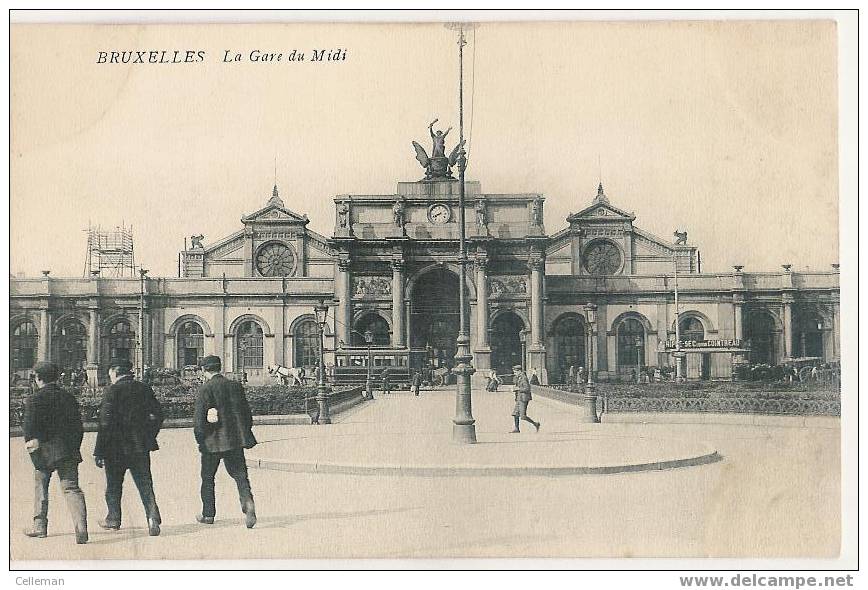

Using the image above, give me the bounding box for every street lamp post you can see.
[673,251,684,382]
[364,329,374,399]
[584,303,597,392]
[138,268,148,380]
[238,340,247,384]
[314,300,332,425]
[449,23,477,444]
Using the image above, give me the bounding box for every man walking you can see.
[510,365,541,434]
[411,370,422,396]
[23,362,88,544]
[381,367,392,395]
[194,355,257,528]
[93,359,163,536]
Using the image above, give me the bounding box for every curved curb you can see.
[247,450,723,477]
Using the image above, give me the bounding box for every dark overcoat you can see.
[194,374,257,454]
[23,383,84,464]
[94,376,164,459]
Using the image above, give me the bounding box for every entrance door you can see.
[552,314,586,383]
[701,353,712,380]
[410,268,460,369]
[490,312,525,376]
[686,353,701,379]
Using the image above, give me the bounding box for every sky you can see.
[10,20,839,277]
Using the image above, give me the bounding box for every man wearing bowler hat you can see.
[94,358,164,536]
[510,365,541,434]
[193,355,257,528]
[23,362,89,544]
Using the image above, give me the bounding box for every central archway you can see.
[410,267,460,369]
[491,311,525,376]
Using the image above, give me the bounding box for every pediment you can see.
[242,203,309,225]
[567,202,636,223]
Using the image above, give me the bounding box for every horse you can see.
[267,364,307,386]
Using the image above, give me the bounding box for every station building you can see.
[10,170,841,386]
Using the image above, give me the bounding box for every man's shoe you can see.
[509,429,520,433]
[243,500,257,529]
[195,514,214,525]
[75,531,89,544]
[534,421,541,433]
[23,527,47,538]
[147,518,161,536]
[98,519,120,530]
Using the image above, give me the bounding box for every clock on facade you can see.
[428,203,452,224]
[255,242,296,277]
[582,240,623,275]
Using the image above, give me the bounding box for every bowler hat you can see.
[200,355,222,372]
[33,361,60,383]
[109,358,133,374]
[512,365,522,371]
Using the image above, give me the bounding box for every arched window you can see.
[745,311,776,365]
[177,321,204,368]
[294,320,320,368]
[352,313,390,346]
[236,320,264,369]
[57,319,87,370]
[108,319,135,364]
[679,317,705,343]
[796,313,824,359]
[552,315,586,379]
[11,319,38,371]
[617,318,645,368]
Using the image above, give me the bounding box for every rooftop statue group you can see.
[412,119,467,181]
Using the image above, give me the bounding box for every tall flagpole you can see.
[451,23,477,444]
[673,250,684,381]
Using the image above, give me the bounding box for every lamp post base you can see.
[451,349,477,445]
[316,384,332,425]
[452,422,477,444]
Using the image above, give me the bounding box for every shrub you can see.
[9,382,358,428]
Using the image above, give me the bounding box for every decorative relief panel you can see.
[353,276,392,296]
[260,210,294,220]
[489,276,528,297]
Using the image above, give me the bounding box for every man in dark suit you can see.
[381,367,392,395]
[510,365,541,434]
[194,355,257,528]
[93,359,163,536]
[411,370,422,396]
[23,362,88,544]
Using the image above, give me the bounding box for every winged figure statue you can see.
[411,119,466,180]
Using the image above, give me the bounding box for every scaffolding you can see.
[83,223,137,277]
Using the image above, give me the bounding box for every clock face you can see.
[428,203,451,224]
[255,242,296,277]
[583,241,622,275]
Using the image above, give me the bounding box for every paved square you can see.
[10,389,840,562]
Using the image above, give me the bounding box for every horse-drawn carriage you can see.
[267,364,315,386]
